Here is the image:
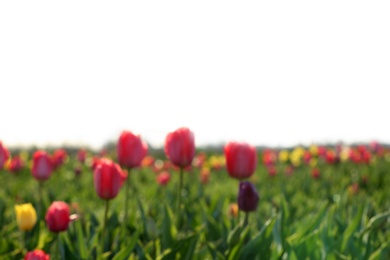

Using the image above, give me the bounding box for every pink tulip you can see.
[45,201,70,233]
[25,249,50,260]
[32,151,53,181]
[117,131,148,169]
[94,158,126,200]
[224,142,257,180]
[164,127,195,168]
[0,141,10,170]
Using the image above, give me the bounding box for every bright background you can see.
[1,1,389,150]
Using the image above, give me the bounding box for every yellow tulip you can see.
[278,150,289,163]
[14,203,37,231]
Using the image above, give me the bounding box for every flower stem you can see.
[177,167,184,228]
[58,233,65,260]
[102,200,110,254]
[38,181,44,218]
[243,212,249,227]
[123,168,131,228]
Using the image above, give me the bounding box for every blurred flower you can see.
[237,181,259,212]
[309,158,317,167]
[228,203,239,218]
[290,147,304,167]
[209,155,225,170]
[278,150,289,163]
[141,155,155,168]
[74,166,82,177]
[164,127,195,168]
[267,166,277,177]
[14,203,37,231]
[224,142,257,180]
[24,249,50,260]
[192,152,207,168]
[0,141,10,169]
[311,168,320,179]
[51,149,67,169]
[303,151,311,165]
[117,130,148,169]
[45,201,71,233]
[285,165,294,176]
[200,167,210,184]
[94,158,126,200]
[348,183,359,195]
[31,151,53,181]
[77,149,87,163]
[309,145,318,156]
[156,171,171,186]
[262,149,277,166]
[7,155,24,173]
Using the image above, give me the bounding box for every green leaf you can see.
[74,219,88,259]
[240,215,277,259]
[161,204,177,249]
[341,206,363,252]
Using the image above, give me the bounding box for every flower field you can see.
[0,130,389,259]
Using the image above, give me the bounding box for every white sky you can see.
[1,1,389,150]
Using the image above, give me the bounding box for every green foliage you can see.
[0,149,389,259]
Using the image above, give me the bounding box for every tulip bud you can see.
[164,127,195,168]
[25,249,50,260]
[45,201,70,233]
[32,151,53,181]
[117,131,148,168]
[224,142,257,180]
[237,181,259,212]
[14,203,37,231]
[93,158,126,200]
[228,203,239,218]
[0,141,10,169]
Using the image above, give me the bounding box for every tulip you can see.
[7,155,24,173]
[31,151,53,181]
[15,203,37,231]
[156,171,171,186]
[51,149,67,169]
[0,141,10,170]
[164,127,195,168]
[117,131,148,169]
[228,203,239,218]
[311,168,320,179]
[93,158,126,200]
[25,249,50,260]
[200,167,210,184]
[238,181,259,213]
[77,149,87,163]
[45,201,70,233]
[224,142,257,180]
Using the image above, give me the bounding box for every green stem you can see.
[102,200,110,254]
[38,181,44,219]
[58,233,65,260]
[177,167,184,228]
[123,168,131,228]
[243,212,249,227]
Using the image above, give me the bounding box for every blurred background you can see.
[1,1,389,150]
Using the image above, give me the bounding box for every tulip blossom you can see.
[25,249,50,260]
[14,203,37,231]
[117,131,148,169]
[200,167,210,184]
[45,201,70,233]
[311,168,320,179]
[77,149,87,163]
[224,142,257,180]
[31,151,53,181]
[0,141,10,169]
[94,158,126,200]
[156,171,171,186]
[51,149,67,169]
[164,127,195,168]
[237,181,259,212]
[7,155,24,173]
[228,203,239,218]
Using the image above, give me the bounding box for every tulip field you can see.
[0,129,390,259]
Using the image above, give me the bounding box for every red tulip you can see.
[164,127,195,168]
[311,168,320,179]
[117,131,148,168]
[32,151,53,181]
[8,156,24,173]
[94,158,126,200]
[224,142,257,180]
[51,149,67,169]
[0,141,10,169]
[45,201,70,233]
[25,249,50,260]
[238,181,259,212]
[156,171,171,186]
[77,149,87,163]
